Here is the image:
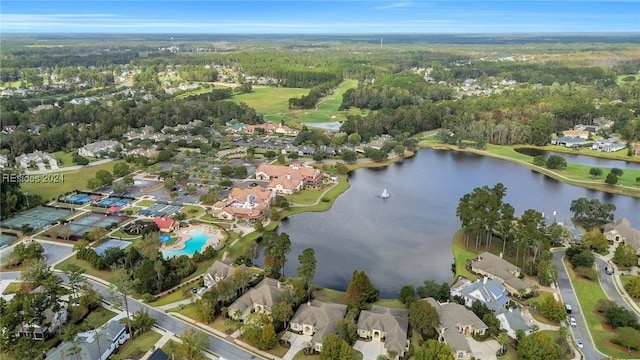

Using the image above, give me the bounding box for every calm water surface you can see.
[276,149,640,297]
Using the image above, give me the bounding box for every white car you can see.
[576,339,584,349]
[568,316,577,327]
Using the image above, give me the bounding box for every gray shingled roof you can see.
[471,252,535,291]
[425,298,488,353]
[290,300,347,344]
[229,277,284,314]
[357,305,408,355]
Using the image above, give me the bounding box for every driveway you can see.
[467,338,500,360]
[282,332,311,360]
[353,340,384,360]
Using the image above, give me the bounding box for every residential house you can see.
[604,218,640,261]
[289,300,348,352]
[550,136,589,148]
[357,305,409,360]
[126,147,159,159]
[591,138,626,152]
[148,348,170,360]
[15,151,58,171]
[153,216,177,232]
[634,144,640,156]
[228,277,284,320]
[203,258,247,288]
[452,277,531,338]
[425,298,488,360]
[78,140,121,158]
[470,252,535,297]
[213,185,274,221]
[46,318,130,360]
[2,125,17,134]
[255,162,323,194]
[244,122,298,136]
[17,286,68,340]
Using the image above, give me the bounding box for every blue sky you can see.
[1,1,638,33]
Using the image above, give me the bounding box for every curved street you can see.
[551,250,605,360]
[594,257,640,322]
[0,271,262,360]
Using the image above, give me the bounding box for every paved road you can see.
[594,257,640,322]
[552,250,604,360]
[0,271,262,360]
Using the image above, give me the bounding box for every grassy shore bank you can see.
[419,137,640,198]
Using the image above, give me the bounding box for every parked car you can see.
[565,304,573,314]
[575,339,584,349]
[605,266,614,275]
[568,316,577,327]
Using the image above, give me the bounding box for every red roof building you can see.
[154,216,177,232]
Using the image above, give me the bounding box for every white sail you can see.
[381,188,390,198]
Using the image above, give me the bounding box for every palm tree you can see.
[498,332,509,352]
[113,269,134,336]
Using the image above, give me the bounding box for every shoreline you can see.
[418,141,640,198]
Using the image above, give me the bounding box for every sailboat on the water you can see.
[380,188,390,199]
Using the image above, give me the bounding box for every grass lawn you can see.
[620,275,640,306]
[168,303,201,322]
[373,298,406,309]
[451,230,480,283]
[282,176,350,217]
[149,281,200,307]
[21,160,126,201]
[161,339,181,358]
[110,229,143,239]
[523,291,560,325]
[200,214,216,222]
[1,281,23,295]
[79,306,118,328]
[290,79,359,125]
[182,205,206,219]
[112,330,162,360]
[292,348,363,360]
[55,257,117,282]
[136,199,156,207]
[564,259,639,359]
[263,334,290,358]
[53,151,77,168]
[122,206,141,215]
[231,86,308,115]
[312,288,347,304]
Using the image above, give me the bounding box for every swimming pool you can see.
[162,229,213,258]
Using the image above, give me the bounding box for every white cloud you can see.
[374,2,412,10]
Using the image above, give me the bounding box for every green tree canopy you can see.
[517,332,560,360]
[344,270,379,308]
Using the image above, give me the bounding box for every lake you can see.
[275,149,640,297]
[514,147,640,169]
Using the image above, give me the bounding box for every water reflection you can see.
[274,149,640,297]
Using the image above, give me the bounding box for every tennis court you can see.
[95,196,133,208]
[64,193,99,205]
[1,206,75,231]
[0,233,18,248]
[137,204,182,217]
[94,239,132,256]
[67,213,128,238]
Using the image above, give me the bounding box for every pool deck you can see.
[161,225,221,252]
